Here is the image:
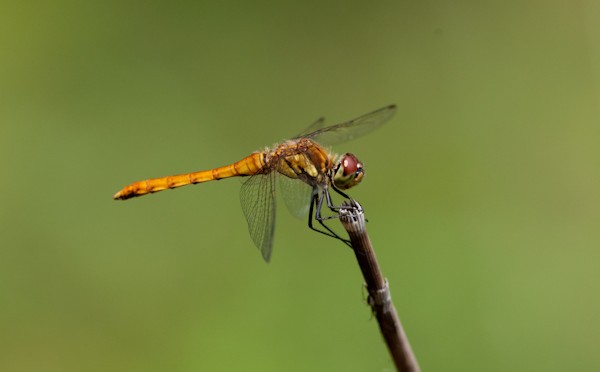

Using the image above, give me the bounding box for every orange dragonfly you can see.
[113,105,396,261]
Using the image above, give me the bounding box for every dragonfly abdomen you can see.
[113,153,266,200]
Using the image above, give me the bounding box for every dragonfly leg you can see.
[330,183,350,200]
[307,190,351,247]
[325,184,368,222]
[322,186,354,217]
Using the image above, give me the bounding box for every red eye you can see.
[342,154,359,176]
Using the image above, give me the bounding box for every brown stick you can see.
[339,200,420,372]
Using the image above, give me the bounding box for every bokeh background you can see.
[1,1,599,371]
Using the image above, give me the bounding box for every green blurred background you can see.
[1,1,599,371]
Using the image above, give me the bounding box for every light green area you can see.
[1,1,599,371]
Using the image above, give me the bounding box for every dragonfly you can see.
[113,105,396,262]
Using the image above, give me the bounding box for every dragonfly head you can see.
[332,153,364,190]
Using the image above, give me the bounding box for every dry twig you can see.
[339,200,420,372]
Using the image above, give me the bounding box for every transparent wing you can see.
[240,172,277,262]
[278,174,314,220]
[299,105,396,146]
[295,116,326,138]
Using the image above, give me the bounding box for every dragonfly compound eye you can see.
[333,153,364,190]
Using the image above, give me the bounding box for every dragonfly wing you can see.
[295,116,326,138]
[303,105,396,146]
[240,172,276,262]
[278,174,314,220]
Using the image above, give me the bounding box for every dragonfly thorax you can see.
[272,138,331,187]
